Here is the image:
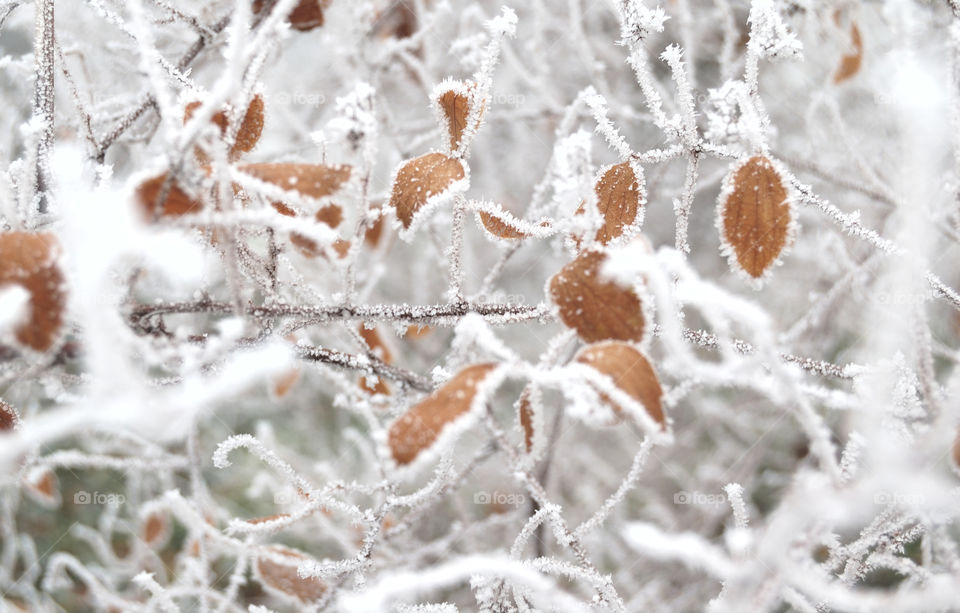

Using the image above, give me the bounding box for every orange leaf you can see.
[240,163,351,202]
[359,375,390,396]
[374,1,418,39]
[389,153,465,229]
[549,250,646,344]
[25,467,60,508]
[289,234,350,259]
[518,387,534,452]
[435,81,484,151]
[271,367,301,398]
[388,363,496,465]
[364,204,387,247]
[253,0,330,31]
[593,162,643,244]
[315,204,343,228]
[717,155,792,281]
[142,512,170,547]
[184,94,264,160]
[575,341,665,429]
[0,232,65,352]
[834,23,863,84]
[136,173,203,219]
[256,546,327,602]
[478,208,529,239]
[358,323,393,364]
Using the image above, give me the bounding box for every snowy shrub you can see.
[2,0,960,610]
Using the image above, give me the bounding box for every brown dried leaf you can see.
[241,163,351,202]
[289,234,350,259]
[25,468,60,507]
[254,0,330,31]
[0,399,19,431]
[359,375,390,396]
[718,155,791,280]
[388,363,497,465]
[136,173,203,219]
[0,232,65,352]
[256,546,327,602]
[594,162,642,244]
[549,250,646,344]
[439,89,469,151]
[374,1,419,39]
[142,512,170,547]
[358,323,393,364]
[478,209,528,240]
[364,204,386,247]
[834,23,863,84]
[272,367,301,398]
[575,341,665,429]
[184,94,264,160]
[315,204,343,228]
[436,82,483,151]
[389,153,465,229]
[518,387,534,452]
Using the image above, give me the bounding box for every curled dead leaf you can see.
[388,363,497,465]
[254,0,330,31]
[518,387,534,452]
[240,163,351,204]
[315,204,343,228]
[0,232,65,352]
[25,467,60,508]
[374,1,419,39]
[593,162,643,244]
[834,22,863,84]
[358,323,393,364]
[142,512,170,547]
[289,234,350,259]
[575,341,665,429]
[360,375,390,396]
[271,367,301,398]
[478,208,529,240]
[184,94,264,160]
[136,173,203,219]
[717,155,792,281]
[364,204,387,247]
[389,153,465,229]
[256,546,327,602]
[549,250,646,344]
[435,81,484,152]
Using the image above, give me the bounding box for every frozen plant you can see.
[1,0,960,611]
